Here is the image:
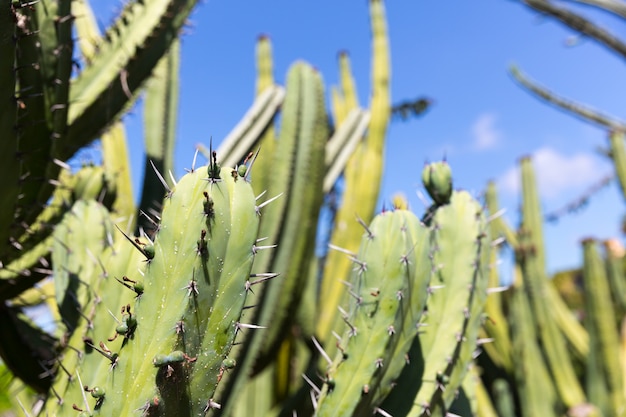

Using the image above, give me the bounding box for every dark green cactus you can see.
[0,0,201,301]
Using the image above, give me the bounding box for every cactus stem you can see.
[149,160,171,193]
[312,336,333,365]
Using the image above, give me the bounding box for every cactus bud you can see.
[422,161,452,205]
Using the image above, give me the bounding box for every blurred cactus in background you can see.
[1,0,625,416]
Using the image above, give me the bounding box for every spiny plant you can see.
[4,1,625,416]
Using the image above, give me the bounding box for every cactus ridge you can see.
[315,209,429,416]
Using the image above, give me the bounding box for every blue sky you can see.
[92,1,625,276]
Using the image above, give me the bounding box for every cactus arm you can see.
[502,163,586,362]
[485,182,518,252]
[491,379,515,417]
[518,157,588,410]
[564,0,626,18]
[330,85,347,125]
[522,0,626,59]
[52,200,115,332]
[49,0,73,144]
[604,239,626,317]
[101,122,135,223]
[621,318,626,401]
[509,275,559,417]
[185,170,261,414]
[476,377,501,417]
[0,4,19,266]
[338,51,360,113]
[213,85,285,169]
[0,5,54,266]
[72,0,100,62]
[44,166,259,415]
[6,1,71,244]
[315,210,429,416]
[318,0,390,344]
[62,0,200,159]
[582,239,624,416]
[0,304,57,394]
[72,0,135,224]
[250,35,278,197]
[214,63,327,416]
[510,65,626,131]
[482,182,513,371]
[253,63,328,368]
[324,109,371,193]
[364,212,432,411]
[411,192,489,416]
[137,38,181,233]
[29,0,73,236]
[0,169,73,300]
[609,131,626,202]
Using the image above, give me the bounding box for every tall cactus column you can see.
[44,162,261,416]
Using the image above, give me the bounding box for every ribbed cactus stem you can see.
[315,209,429,416]
[582,238,624,416]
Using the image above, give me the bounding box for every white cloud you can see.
[498,147,605,199]
[472,113,501,150]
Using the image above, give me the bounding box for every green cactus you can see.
[43,164,260,416]
[315,209,430,416]
[582,239,624,416]
[518,157,588,411]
